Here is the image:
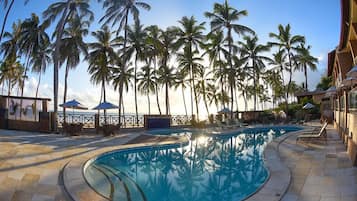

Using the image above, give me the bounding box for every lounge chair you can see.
[296,121,328,142]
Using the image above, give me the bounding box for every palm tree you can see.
[112,60,133,127]
[18,13,49,116]
[203,30,228,109]
[177,46,204,121]
[204,0,254,118]
[269,24,305,114]
[294,43,318,91]
[146,25,162,114]
[86,26,119,124]
[206,83,220,112]
[1,0,31,42]
[173,70,189,117]
[138,65,156,114]
[316,76,332,91]
[43,0,93,131]
[0,20,22,60]
[175,16,205,121]
[60,16,89,124]
[126,20,147,125]
[157,64,175,115]
[0,56,24,96]
[156,27,177,115]
[196,68,212,118]
[238,35,270,111]
[30,40,52,98]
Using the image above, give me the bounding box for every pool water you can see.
[85,126,300,201]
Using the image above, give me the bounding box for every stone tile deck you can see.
[0,124,356,201]
[280,125,357,201]
[0,129,143,201]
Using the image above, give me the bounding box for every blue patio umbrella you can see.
[218,107,231,113]
[93,101,118,125]
[60,99,88,110]
[60,99,88,123]
[93,101,119,110]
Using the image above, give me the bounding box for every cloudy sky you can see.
[1,0,340,117]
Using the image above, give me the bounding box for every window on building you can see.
[349,88,357,110]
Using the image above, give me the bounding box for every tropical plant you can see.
[145,25,162,114]
[173,70,189,117]
[43,0,93,130]
[126,20,147,124]
[59,16,89,123]
[316,76,332,91]
[239,35,270,111]
[294,43,318,91]
[175,16,205,121]
[203,30,228,109]
[30,40,52,98]
[0,0,30,42]
[112,60,134,127]
[157,64,175,115]
[138,65,156,114]
[204,0,254,118]
[86,26,119,123]
[269,24,305,114]
[18,13,50,113]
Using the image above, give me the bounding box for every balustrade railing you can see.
[58,113,191,128]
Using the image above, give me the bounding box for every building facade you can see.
[328,0,357,166]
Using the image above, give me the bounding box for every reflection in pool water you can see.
[85,127,300,201]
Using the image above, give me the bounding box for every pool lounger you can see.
[296,121,328,142]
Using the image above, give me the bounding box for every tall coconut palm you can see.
[204,0,254,118]
[145,25,162,114]
[86,26,119,124]
[126,20,147,125]
[60,16,89,124]
[203,30,228,109]
[196,68,213,118]
[175,16,205,121]
[157,64,175,115]
[269,24,305,114]
[0,0,31,42]
[0,20,22,60]
[173,70,189,117]
[238,35,271,111]
[43,0,93,131]
[18,13,49,117]
[138,65,156,114]
[157,27,177,115]
[294,43,318,91]
[177,46,204,121]
[30,40,52,98]
[112,59,133,127]
[0,56,24,96]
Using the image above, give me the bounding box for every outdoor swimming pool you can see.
[84,126,301,201]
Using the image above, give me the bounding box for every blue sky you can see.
[0,0,340,115]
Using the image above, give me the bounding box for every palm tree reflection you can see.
[94,128,285,201]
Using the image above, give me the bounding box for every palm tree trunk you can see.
[147,90,151,114]
[193,75,199,121]
[203,85,210,118]
[165,82,169,115]
[253,61,257,111]
[53,2,71,132]
[182,86,188,117]
[227,27,234,119]
[118,80,123,128]
[102,80,107,124]
[134,55,139,125]
[63,64,69,124]
[0,0,14,42]
[35,71,42,98]
[304,64,308,91]
[7,79,11,96]
[154,57,161,115]
[218,54,224,109]
[285,50,292,116]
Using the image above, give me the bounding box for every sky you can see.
[0,0,341,117]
